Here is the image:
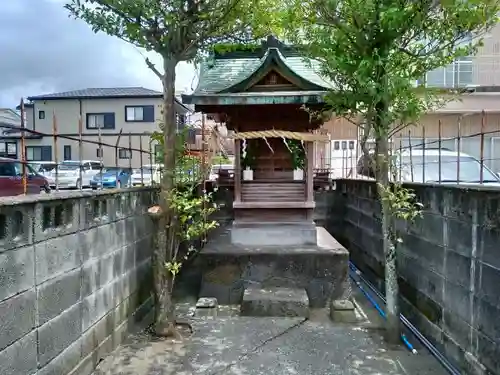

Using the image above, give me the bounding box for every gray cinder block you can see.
[35,235,81,284]
[0,288,36,351]
[0,245,35,301]
[38,302,82,367]
[38,268,82,325]
[0,330,37,375]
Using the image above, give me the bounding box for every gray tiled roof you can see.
[27,87,163,100]
[193,49,334,95]
[27,87,191,113]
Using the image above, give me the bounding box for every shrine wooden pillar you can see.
[306,141,314,202]
[234,138,242,202]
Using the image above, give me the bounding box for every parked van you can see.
[52,160,104,189]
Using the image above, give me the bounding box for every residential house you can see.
[7,87,191,167]
[321,24,500,174]
[0,108,25,158]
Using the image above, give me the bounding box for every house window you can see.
[26,146,52,161]
[63,145,72,160]
[118,148,131,159]
[96,148,103,158]
[0,142,17,158]
[126,106,143,121]
[86,113,115,129]
[425,58,473,88]
[125,105,154,122]
[38,111,45,120]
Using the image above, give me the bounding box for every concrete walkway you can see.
[93,302,447,375]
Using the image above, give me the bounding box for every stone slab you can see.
[195,297,218,318]
[196,297,217,309]
[240,287,309,317]
[230,221,317,246]
[331,299,355,311]
[330,299,358,323]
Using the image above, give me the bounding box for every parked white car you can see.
[356,148,500,186]
[50,160,104,189]
[131,164,163,186]
[29,161,57,186]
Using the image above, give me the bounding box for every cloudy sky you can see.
[0,0,197,108]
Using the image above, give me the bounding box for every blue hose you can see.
[352,277,417,353]
[349,261,461,375]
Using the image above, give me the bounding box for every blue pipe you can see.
[352,276,417,353]
[348,261,461,375]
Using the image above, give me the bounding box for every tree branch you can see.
[146,57,165,79]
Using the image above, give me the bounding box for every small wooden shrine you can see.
[183,36,332,246]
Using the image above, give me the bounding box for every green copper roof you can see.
[183,37,333,106]
[183,91,328,106]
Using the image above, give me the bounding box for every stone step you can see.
[241,195,305,202]
[240,287,309,317]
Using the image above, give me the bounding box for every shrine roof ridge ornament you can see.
[212,36,300,60]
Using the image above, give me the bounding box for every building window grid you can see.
[88,114,105,129]
[126,107,144,121]
[425,59,473,88]
[118,148,132,159]
[63,145,72,160]
[26,146,51,161]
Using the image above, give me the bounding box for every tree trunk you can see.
[153,55,179,337]
[153,224,167,329]
[375,131,401,344]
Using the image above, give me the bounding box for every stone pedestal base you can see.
[230,221,317,246]
[198,226,350,307]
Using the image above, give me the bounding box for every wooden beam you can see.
[306,141,314,203]
[234,139,242,202]
[233,201,315,209]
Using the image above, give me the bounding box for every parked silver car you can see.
[356,148,500,186]
[50,160,104,189]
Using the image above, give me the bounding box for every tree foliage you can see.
[65,0,286,63]
[284,0,500,342]
[65,0,284,338]
[289,0,499,135]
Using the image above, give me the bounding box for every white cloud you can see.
[0,0,197,107]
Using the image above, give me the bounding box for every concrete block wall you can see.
[0,188,156,375]
[329,179,500,375]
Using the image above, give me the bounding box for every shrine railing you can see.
[211,168,332,189]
